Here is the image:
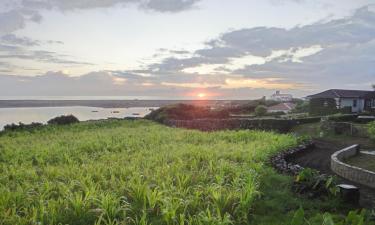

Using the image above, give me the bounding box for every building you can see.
[270,91,293,102]
[307,89,375,113]
[267,102,296,114]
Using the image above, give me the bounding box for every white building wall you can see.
[340,98,365,113]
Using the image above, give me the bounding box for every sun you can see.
[197,93,206,98]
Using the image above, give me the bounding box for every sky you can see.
[0,0,374,99]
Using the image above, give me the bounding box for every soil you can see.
[288,138,375,208]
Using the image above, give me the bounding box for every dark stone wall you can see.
[165,118,297,133]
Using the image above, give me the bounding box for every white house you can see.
[307,89,375,113]
[270,91,293,102]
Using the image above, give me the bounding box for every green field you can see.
[0,120,357,224]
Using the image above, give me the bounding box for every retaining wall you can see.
[165,118,296,132]
[331,145,375,188]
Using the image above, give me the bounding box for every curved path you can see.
[288,138,375,208]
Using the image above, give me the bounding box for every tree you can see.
[372,84,375,90]
[309,98,338,116]
[292,101,309,113]
[255,105,267,117]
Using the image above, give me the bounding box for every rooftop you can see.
[307,89,375,99]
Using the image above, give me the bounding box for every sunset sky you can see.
[0,0,374,99]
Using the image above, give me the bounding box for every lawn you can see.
[0,119,359,224]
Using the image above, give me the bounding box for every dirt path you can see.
[288,138,375,208]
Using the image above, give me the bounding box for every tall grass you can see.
[0,119,305,224]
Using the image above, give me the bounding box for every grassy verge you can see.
[0,119,361,224]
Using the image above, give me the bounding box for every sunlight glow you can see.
[197,93,206,98]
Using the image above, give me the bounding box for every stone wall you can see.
[270,142,315,175]
[165,118,296,132]
[331,145,375,188]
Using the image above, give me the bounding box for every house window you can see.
[353,99,357,107]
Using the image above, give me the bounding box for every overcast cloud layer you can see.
[0,1,374,99]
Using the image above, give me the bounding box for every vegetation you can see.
[0,119,363,224]
[3,122,43,132]
[369,121,375,141]
[309,98,338,116]
[47,114,80,125]
[254,105,267,117]
[293,168,339,198]
[145,104,228,122]
[292,101,309,114]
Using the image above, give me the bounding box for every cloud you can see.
[0,70,303,99]
[133,5,375,93]
[0,0,201,35]
[1,34,40,46]
[140,0,200,12]
[0,47,93,65]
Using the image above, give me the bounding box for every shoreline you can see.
[0,99,250,108]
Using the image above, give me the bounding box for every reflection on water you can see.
[0,106,157,130]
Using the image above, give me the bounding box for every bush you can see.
[309,98,338,116]
[47,115,79,125]
[369,122,375,141]
[266,111,286,117]
[145,104,229,123]
[292,101,309,114]
[327,114,358,122]
[255,105,267,117]
[293,168,338,198]
[340,106,352,114]
[3,122,43,132]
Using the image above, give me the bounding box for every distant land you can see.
[0,100,251,108]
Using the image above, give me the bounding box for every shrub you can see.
[145,104,229,123]
[255,105,267,117]
[293,168,338,198]
[340,106,352,114]
[3,122,43,132]
[266,111,286,117]
[327,114,357,122]
[369,122,375,141]
[47,115,79,125]
[309,98,338,116]
[292,101,309,114]
[290,208,371,225]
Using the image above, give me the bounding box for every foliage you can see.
[255,105,267,117]
[290,208,373,225]
[3,122,43,132]
[292,101,310,114]
[0,120,368,224]
[266,111,286,117]
[369,122,375,141]
[340,106,353,114]
[223,98,278,115]
[47,114,80,125]
[145,104,229,123]
[0,119,301,224]
[293,168,339,198]
[309,98,338,116]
